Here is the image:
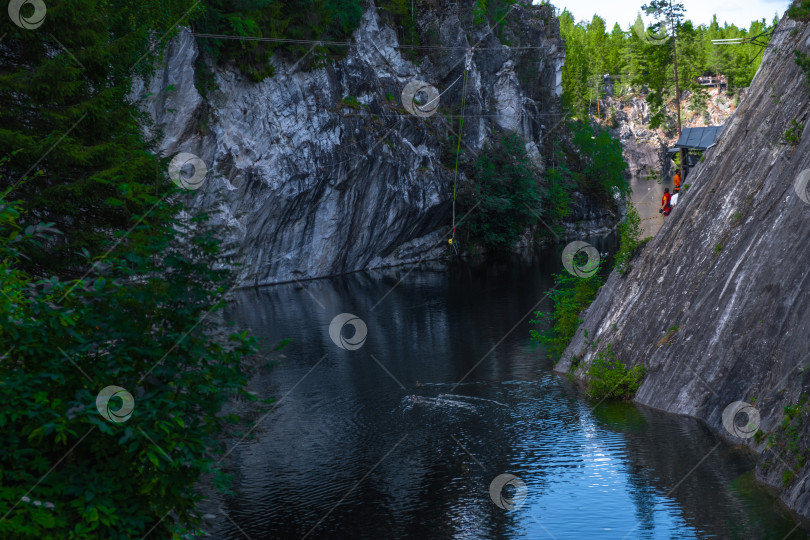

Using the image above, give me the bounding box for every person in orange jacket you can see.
[673,171,681,193]
[660,188,672,216]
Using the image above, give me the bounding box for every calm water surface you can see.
[213,237,806,539]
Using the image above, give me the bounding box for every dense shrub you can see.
[795,50,810,86]
[0,1,266,536]
[0,167,266,537]
[459,133,544,250]
[192,0,432,80]
[788,0,810,22]
[586,345,647,400]
[568,120,630,198]
[530,268,603,361]
[613,202,645,275]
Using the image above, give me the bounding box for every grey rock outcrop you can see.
[556,11,810,522]
[134,1,584,287]
[603,87,743,181]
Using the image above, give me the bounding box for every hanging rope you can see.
[450,47,474,254]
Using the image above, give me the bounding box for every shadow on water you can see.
[209,238,806,539]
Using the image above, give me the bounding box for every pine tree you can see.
[0,0,200,278]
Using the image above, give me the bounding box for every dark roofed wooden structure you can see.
[674,126,724,151]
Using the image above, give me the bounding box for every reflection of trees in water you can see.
[212,244,807,539]
[218,248,573,537]
[607,405,802,538]
[625,460,659,534]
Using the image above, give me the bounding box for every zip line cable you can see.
[188,32,554,50]
[450,48,473,253]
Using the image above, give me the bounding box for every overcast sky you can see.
[545,0,789,29]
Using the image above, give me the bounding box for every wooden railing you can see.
[696,76,727,86]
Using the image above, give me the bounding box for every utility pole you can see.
[645,0,686,181]
[596,78,601,118]
[671,14,685,182]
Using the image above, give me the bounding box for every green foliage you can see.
[377,0,421,58]
[795,50,810,86]
[586,344,647,400]
[765,394,810,485]
[613,202,643,275]
[460,123,628,251]
[193,0,364,81]
[608,106,619,128]
[788,0,810,22]
[0,165,266,537]
[530,269,603,361]
[471,0,517,39]
[689,87,710,118]
[473,0,488,24]
[559,8,772,123]
[0,1,266,536]
[784,118,804,145]
[714,242,723,254]
[544,166,573,226]
[338,95,363,110]
[568,121,631,198]
[0,0,201,276]
[459,133,543,250]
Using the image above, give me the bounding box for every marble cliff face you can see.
[556,12,810,522]
[133,2,604,287]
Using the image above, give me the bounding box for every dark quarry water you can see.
[213,236,807,539]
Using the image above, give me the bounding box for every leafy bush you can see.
[473,0,488,25]
[689,87,710,117]
[784,118,804,145]
[788,0,810,22]
[459,122,627,251]
[530,268,603,361]
[568,121,630,199]
[472,0,517,34]
[459,133,544,250]
[0,165,265,537]
[765,394,810,483]
[613,202,643,275]
[544,165,574,228]
[586,344,647,400]
[608,107,619,129]
[0,0,267,535]
[338,95,363,110]
[1,0,202,277]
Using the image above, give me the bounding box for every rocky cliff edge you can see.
[555,10,810,522]
[132,1,609,287]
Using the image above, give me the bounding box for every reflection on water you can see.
[631,173,667,238]
[210,240,806,539]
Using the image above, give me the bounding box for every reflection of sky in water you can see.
[214,251,806,540]
[631,174,667,238]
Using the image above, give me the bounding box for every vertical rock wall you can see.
[135,1,581,287]
[556,11,810,522]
